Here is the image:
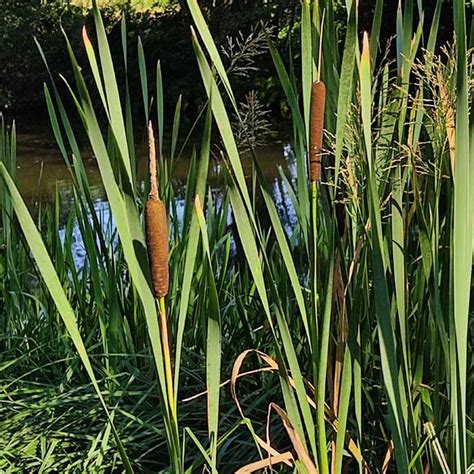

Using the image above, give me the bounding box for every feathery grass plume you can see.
[146,121,169,298]
[310,80,326,183]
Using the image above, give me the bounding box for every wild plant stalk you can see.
[310,77,327,472]
[145,122,175,423]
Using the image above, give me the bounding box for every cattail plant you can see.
[308,23,329,473]
[146,121,176,420]
[311,78,328,473]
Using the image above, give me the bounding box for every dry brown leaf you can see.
[268,403,318,473]
[230,349,367,469]
[381,441,393,473]
[235,452,294,474]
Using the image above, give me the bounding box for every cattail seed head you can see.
[146,121,169,298]
[146,197,169,298]
[310,80,326,183]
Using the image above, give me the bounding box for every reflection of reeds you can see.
[310,80,326,183]
[146,122,175,420]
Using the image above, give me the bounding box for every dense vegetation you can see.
[1,0,304,124]
[1,1,453,124]
[1,0,473,472]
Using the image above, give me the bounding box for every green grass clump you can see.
[0,0,473,472]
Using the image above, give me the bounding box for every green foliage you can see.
[0,0,473,472]
[0,2,86,113]
[0,0,303,125]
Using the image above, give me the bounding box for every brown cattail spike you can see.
[146,198,169,298]
[146,122,169,298]
[310,80,326,183]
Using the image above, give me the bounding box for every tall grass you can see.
[0,0,472,472]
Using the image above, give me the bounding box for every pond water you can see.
[16,132,296,206]
[15,133,299,263]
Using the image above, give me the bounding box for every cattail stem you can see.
[159,295,176,421]
[310,80,326,183]
[311,179,318,336]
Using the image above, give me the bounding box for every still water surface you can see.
[16,133,298,264]
[16,132,297,207]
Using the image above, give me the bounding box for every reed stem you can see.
[159,295,176,422]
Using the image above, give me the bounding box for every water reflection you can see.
[17,133,295,201]
[16,133,105,203]
[16,133,299,264]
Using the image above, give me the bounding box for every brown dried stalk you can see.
[310,80,326,183]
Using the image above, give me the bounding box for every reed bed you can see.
[0,0,472,472]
